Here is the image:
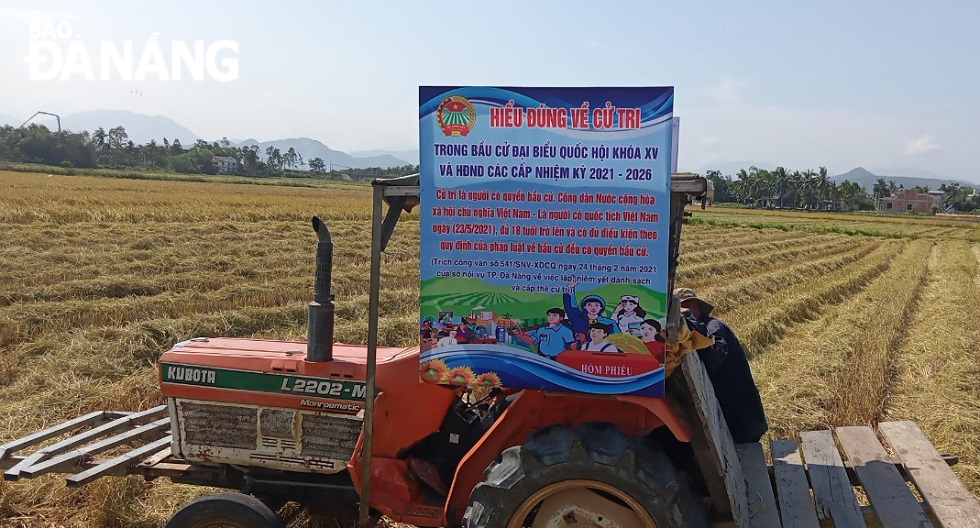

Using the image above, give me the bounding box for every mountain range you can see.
[3,109,413,169]
[349,149,420,166]
[698,161,976,188]
[831,167,975,191]
[7,109,199,144]
[235,138,412,170]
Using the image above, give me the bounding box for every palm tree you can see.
[772,166,790,208]
[734,168,752,204]
[757,168,776,208]
[817,166,829,203]
[92,127,107,153]
[873,178,888,198]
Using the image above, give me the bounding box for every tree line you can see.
[0,123,418,179]
[706,167,979,213]
[705,166,874,211]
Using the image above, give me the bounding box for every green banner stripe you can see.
[161,363,367,401]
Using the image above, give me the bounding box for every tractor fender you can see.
[444,389,693,525]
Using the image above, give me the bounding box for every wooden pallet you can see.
[678,352,980,528]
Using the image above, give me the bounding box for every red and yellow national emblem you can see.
[437,96,476,137]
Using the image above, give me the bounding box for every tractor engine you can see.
[159,337,369,475]
[159,217,370,475]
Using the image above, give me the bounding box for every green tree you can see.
[308,157,326,174]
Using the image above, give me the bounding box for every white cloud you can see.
[905,134,941,155]
[706,76,748,104]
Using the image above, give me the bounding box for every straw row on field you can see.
[678,228,811,257]
[887,242,980,492]
[695,208,980,241]
[702,205,980,231]
[723,241,904,354]
[677,236,861,286]
[679,231,825,265]
[690,239,885,311]
[0,172,377,224]
[747,240,931,435]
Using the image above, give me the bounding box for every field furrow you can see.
[678,228,811,258]
[885,241,980,492]
[688,239,885,313]
[747,239,932,436]
[723,241,904,355]
[677,237,860,287]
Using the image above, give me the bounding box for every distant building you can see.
[212,156,240,175]
[879,189,934,214]
[926,190,946,209]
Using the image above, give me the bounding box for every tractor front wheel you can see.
[165,492,286,528]
[463,424,707,528]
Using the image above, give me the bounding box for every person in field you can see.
[675,288,768,443]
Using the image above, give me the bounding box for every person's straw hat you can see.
[673,288,714,314]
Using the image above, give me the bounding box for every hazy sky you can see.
[2,1,977,180]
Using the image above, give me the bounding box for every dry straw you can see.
[1,171,978,525]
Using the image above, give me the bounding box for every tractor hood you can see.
[159,337,420,415]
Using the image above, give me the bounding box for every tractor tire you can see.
[165,492,286,528]
[463,423,708,528]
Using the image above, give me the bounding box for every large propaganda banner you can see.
[419,86,673,397]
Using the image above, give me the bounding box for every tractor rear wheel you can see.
[165,492,286,528]
[463,424,708,528]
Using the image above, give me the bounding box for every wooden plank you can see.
[835,426,932,528]
[879,421,980,528]
[771,439,820,528]
[800,430,866,527]
[67,435,172,487]
[761,453,958,487]
[735,442,781,528]
[680,351,751,526]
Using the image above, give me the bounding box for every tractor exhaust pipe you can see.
[306,216,335,362]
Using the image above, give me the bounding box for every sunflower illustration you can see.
[473,371,502,389]
[447,366,475,386]
[420,359,450,383]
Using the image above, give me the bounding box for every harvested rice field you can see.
[0,171,978,526]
